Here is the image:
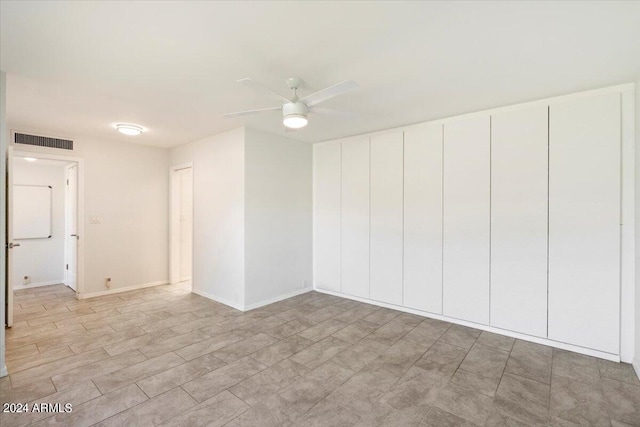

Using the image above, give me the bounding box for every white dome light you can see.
[283,114,308,129]
[24,157,37,162]
[116,124,143,136]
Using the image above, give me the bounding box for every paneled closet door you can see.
[370,131,403,306]
[443,115,491,325]
[404,124,443,313]
[313,141,341,292]
[548,93,621,354]
[491,106,548,337]
[341,137,370,299]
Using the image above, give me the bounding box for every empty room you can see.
[1,1,639,426]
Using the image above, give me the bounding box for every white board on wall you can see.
[13,185,52,239]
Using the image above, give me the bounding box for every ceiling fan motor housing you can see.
[282,101,308,119]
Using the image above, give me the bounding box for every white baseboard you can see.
[192,288,244,311]
[633,360,640,379]
[192,286,313,312]
[0,365,7,377]
[78,280,168,299]
[244,287,313,312]
[314,286,620,363]
[14,280,64,290]
[179,276,192,282]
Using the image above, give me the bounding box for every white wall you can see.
[12,161,66,288]
[170,128,246,308]
[244,128,312,308]
[11,134,170,295]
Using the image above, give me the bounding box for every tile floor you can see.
[1,283,639,426]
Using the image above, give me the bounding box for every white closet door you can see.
[313,142,341,292]
[341,137,370,299]
[548,93,620,354]
[491,106,548,337]
[404,124,443,313]
[370,131,403,306]
[443,115,491,325]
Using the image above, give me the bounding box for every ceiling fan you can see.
[222,77,357,130]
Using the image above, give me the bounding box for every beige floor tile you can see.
[31,383,148,427]
[137,353,226,398]
[51,349,147,391]
[182,357,267,402]
[92,352,184,394]
[161,390,248,427]
[94,386,197,427]
[9,348,110,388]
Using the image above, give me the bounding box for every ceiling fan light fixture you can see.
[283,114,308,129]
[116,124,143,136]
[282,101,308,129]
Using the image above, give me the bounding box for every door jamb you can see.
[169,162,194,286]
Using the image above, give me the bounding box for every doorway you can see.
[5,149,82,327]
[170,164,193,289]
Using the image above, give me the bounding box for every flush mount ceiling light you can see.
[115,124,143,136]
[24,157,37,162]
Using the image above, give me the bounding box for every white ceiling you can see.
[1,1,639,148]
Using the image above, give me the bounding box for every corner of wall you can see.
[243,128,313,308]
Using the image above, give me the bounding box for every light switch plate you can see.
[90,215,102,224]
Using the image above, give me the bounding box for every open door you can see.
[65,164,78,291]
[5,145,13,327]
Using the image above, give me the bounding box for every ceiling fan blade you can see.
[222,106,281,118]
[300,80,358,107]
[310,106,356,119]
[237,78,291,102]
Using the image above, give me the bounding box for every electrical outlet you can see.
[23,275,30,285]
[105,277,111,289]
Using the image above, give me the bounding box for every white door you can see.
[370,131,403,306]
[404,124,443,314]
[341,137,370,299]
[548,93,621,354]
[313,142,341,292]
[442,115,491,325]
[490,106,548,337]
[65,164,78,291]
[178,168,193,282]
[5,146,14,326]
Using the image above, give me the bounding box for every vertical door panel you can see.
[341,138,370,298]
[370,131,403,305]
[443,116,491,324]
[404,124,443,313]
[313,142,341,292]
[548,93,620,354]
[491,106,548,337]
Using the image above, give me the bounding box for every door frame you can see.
[64,162,79,292]
[169,162,194,286]
[12,150,85,298]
